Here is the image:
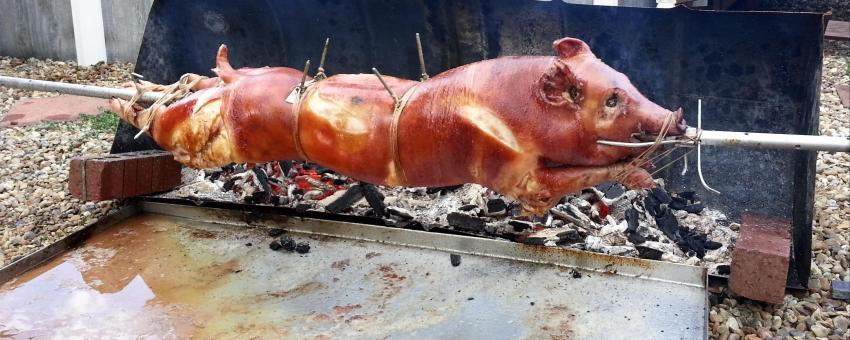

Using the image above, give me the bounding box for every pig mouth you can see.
[642,108,688,137]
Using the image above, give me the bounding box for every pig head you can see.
[482,37,688,214]
[536,37,687,167]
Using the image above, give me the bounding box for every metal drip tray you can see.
[0,202,707,339]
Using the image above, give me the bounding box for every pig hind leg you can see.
[515,163,655,215]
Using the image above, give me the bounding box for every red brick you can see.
[121,157,140,196]
[69,151,182,201]
[135,155,154,195]
[729,213,791,304]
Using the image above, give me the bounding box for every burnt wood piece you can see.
[362,184,387,217]
[325,185,365,214]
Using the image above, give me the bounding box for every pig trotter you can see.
[513,162,652,215]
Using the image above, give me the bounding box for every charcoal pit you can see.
[162,161,736,274]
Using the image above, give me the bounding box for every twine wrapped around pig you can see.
[111,37,687,215]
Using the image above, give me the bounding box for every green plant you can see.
[37,120,65,131]
[80,109,119,134]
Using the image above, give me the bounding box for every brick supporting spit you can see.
[69,150,182,201]
[729,213,791,304]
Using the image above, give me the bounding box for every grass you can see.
[80,109,119,133]
[35,109,119,139]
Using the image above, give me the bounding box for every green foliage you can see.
[37,120,65,131]
[79,109,119,133]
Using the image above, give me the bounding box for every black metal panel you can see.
[116,0,823,287]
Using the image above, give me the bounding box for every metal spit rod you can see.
[1,75,848,153]
[0,75,164,103]
[686,128,850,153]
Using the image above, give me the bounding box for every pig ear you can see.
[538,59,583,108]
[553,38,591,59]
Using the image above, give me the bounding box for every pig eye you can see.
[605,94,619,108]
[568,86,580,101]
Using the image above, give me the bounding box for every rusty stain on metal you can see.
[519,242,656,270]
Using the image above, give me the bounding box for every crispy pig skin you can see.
[112,38,685,214]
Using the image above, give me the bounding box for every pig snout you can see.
[641,108,687,136]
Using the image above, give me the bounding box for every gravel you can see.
[709,41,850,340]
[755,0,849,20]
[0,56,132,266]
[0,39,847,338]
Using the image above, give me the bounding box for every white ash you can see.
[159,161,734,272]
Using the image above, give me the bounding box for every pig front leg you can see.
[514,162,655,215]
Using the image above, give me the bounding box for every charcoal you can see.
[645,234,659,242]
[362,184,386,216]
[396,220,424,230]
[653,208,680,242]
[280,237,297,251]
[221,163,236,172]
[387,206,414,220]
[270,195,282,206]
[295,242,311,254]
[627,232,646,245]
[524,235,548,245]
[447,212,487,232]
[704,239,722,250]
[676,191,698,202]
[278,160,292,175]
[557,229,584,243]
[450,254,462,267]
[599,182,624,198]
[426,185,463,195]
[325,185,365,214]
[267,228,286,237]
[716,264,731,275]
[245,242,252,247]
[252,166,272,192]
[333,179,347,186]
[209,171,223,181]
[222,178,237,191]
[292,188,305,196]
[644,194,661,217]
[668,197,689,210]
[486,198,507,215]
[508,220,533,232]
[316,166,335,175]
[245,191,271,204]
[269,240,282,250]
[295,203,311,213]
[682,203,705,214]
[650,187,672,204]
[676,231,707,258]
[458,204,478,212]
[635,245,663,260]
[624,208,640,234]
[570,269,582,279]
[232,164,247,174]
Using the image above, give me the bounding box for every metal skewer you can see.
[371,67,399,107]
[415,33,429,81]
[0,75,164,103]
[597,129,850,152]
[315,38,330,80]
[1,74,848,153]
